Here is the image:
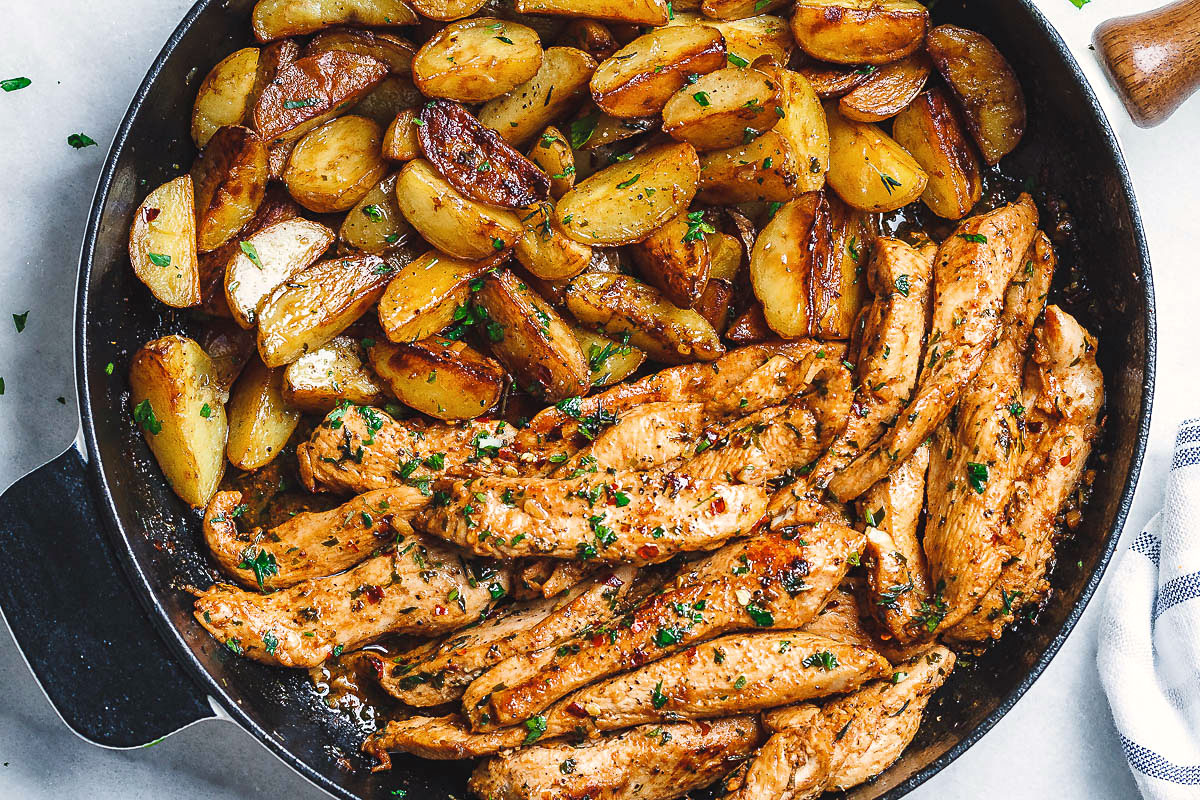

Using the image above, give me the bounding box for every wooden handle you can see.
[1094,0,1200,127]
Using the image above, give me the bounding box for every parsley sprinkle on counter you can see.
[68,133,97,149]
[1,77,31,92]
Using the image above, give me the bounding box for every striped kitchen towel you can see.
[1098,418,1200,799]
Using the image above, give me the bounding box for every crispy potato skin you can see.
[478,47,598,147]
[394,159,524,260]
[412,17,544,102]
[892,87,983,220]
[527,126,575,198]
[661,66,782,151]
[410,0,489,22]
[192,48,260,148]
[382,109,421,162]
[791,0,929,65]
[631,211,711,308]
[370,337,506,420]
[226,357,300,470]
[838,51,931,123]
[129,175,201,308]
[750,191,832,338]
[377,251,493,342]
[825,105,927,212]
[191,125,269,253]
[590,25,727,118]
[516,0,669,26]
[251,0,418,41]
[283,115,387,213]
[252,51,388,143]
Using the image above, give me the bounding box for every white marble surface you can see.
[0,0,1193,797]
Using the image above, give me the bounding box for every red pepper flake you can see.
[696,720,712,735]
[590,634,606,647]
[565,702,588,718]
[710,497,727,514]
[1060,454,1072,466]
[143,207,161,223]
[364,585,384,604]
[637,543,660,560]
[434,605,447,616]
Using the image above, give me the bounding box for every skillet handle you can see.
[1093,0,1200,127]
[0,446,215,747]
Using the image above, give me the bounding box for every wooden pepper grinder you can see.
[1094,0,1200,127]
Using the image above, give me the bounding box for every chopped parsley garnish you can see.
[147,252,171,267]
[283,97,319,109]
[568,112,599,149]
[692,91,710,107]
[240,549,279,590]
[522,715,547,745]
[802,651,838,671]
[728,53,749,68]
[746,603,774,627]
[239,241,264,270]
[958,233,988,244]
[2,77,31,92]
[682,210,715,243]
[1008,401,1025,417]
[895,274,910,297]
[733,675,747,689]
[12,311,28,333]
[362,204,384,221]
[68,133,97,149]
[133,398,162,435]
[880,174,903,194]
[616,173,641,189]
[262,630,278,654]
[651,680,668,708]
[199,403,212,419]
[966,461,989,494]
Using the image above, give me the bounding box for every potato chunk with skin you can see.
[394,160,524,260]
[284,115,387,213]
[129,176,201,308]
[303,28,417,76]
[555,142,700,246]
[631,210,711,308]
[129,336,228,508]
[283,335,391,412]
[590,25,726,118]
[750,191,830,338]
[192,48,260,148]
[340,173,416,255]
[192,125,269,253]
[226,357,301,470]
[413,18,543,103]
[571,326,646,388]
[225,217,336,329]
[382,109,421,163]
[661,66,781,151]
[791,0,929,65]
[528,126,575,198]
[516,0,669,26]
[825,105,927,212]
[251,0,418,41]
[369,337,505,420]
[478,47,598,147]
[410,0,488,21]
[378,251,495,342]
[892,88,982,220]
[252,51,388,143]
[838,51,931,123]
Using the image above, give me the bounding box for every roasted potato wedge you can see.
[825,105,927,212]
[377,251,494,342]
[284,115,387,213]
[128,336,228,507]
[226,357,301,470]
[394,159,524,259]
[791,0,929,65]
[701,0,789,19]
[225,217,336,328]
[382,109,421,161]
[694,276,734,335]
[838,52,930,122]
[516,0,668,25]
[350,74,425,126]
[569,110,656,151]
[304,28,416,75]
[726,303,774,343]
[590,25,726,118]
[555,142,699,246]
[476,269,589,400]
[570,326,646,387]
[891,88,982,220]
[200,322,257,399]
[708,230,743,281]
[697,130,797,203]
[369,337,505,420]
[256,253,393,366]
[666,12,794,67]
[529,126,576,198]
[661,66,780,150]
[283,335,391,412]
[340,173,416,255]
[410,0,488,21]
[770,65,829,188]
[252,51,388,143]
[418,100,550,208]
[797,61,875,99]
[926,24,1026,165]
[129,176,201,308]
[192,48,261,148]
[631,211,711,308]
[819,193,872,338]
[412,17,544,102]
[514,202,593,280]
[478,46,598,147]
[251,0,418,41]
[749,191,830,338]
[245,40,301,127]
[565,272,724,363]
[192,125,269,253]
[558,19,620,61]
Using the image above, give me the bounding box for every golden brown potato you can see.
[726,303,774,343]
[340,173,416,255]
[192,48,260,148]
[820,193,872,338]
[926,24,1026,165]
[661,66,781,151]
[200,322,257,399]
[825,105,927,212]
[245,40,301,128]
[191,125,268,253]
[377,251,494,342]
[565,272,724,363]
[701,0,789,19]
[369,337,505,420]
[558,19,620,61]
[225,217,336,328]
[590,26,726,118]
[891,87,982,220]
[303,28,416,75]
[128,336,228,507]
[478,47,598,147]
[696,130,798,203]
[350,74,425,126]
[797,61,875,99]
[791,0,929,65]
[514,202,593,280]
[382,109,421,161]
[767,66,829,191]
[708,230,743,281]
[410,0,488,21]
[569,110,656,151]
[516,0,668,25]
[476,269,589,401]
[555,142,699,246]
[256,253,394,367]
[251,0,418,41]
[694,276,734,335]
[412,17,544,103]
[394,160,524,259]
[129,176,201,308]
[284,115,387,213]
[226,357,301,470]
[529,126,576,198]
[252,51,388,143]
[666,12,795,67]
[417,100,550,209]
[749,191,829,338]
[570,325,646,387]
[283,335,392,413]
[631,211,711,308]
[838,52,930,122]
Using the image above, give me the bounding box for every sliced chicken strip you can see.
[193,533,511,668]
[518,559,593,598]
[465,522,865,730]
[827,195,1039,502]
[802,581,931,665]
[203,487,425,589]
[550,402,709,476]
[468,717,763,800]
[416,472,768,564]
[922,231,1054,632]
[373,566,638,706]
[297,404,517,494]
[945,304,1103,643]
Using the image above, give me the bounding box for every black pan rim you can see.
[73,2,1156,799]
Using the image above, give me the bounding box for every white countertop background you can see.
[0,0,1194,797]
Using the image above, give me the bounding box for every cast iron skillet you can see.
[0,0,1154,797]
